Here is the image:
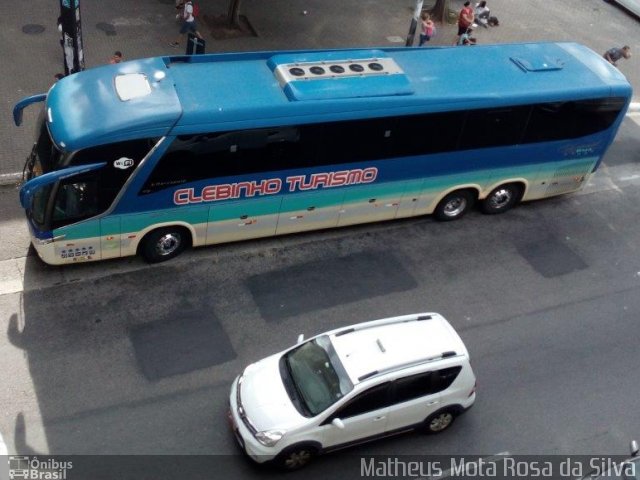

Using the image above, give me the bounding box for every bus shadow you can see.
[602,115,640,167]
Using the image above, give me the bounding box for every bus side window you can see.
[141,126,313,195]
[393,112,464,157]
[460,106,531,150]
[523,97,626,143]
[317,118,394,165]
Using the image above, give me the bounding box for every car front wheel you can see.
[274,444,317,471]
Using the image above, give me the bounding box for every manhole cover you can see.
[22,24,45,35]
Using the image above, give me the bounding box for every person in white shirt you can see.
[475,1,490,28]
[170,1,203,47]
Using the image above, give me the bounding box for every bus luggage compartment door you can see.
[338,183,403,227]
[276,190,344,235]
[206,197,282,245]
[100,216,121,260]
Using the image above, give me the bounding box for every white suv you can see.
[228,313,476,470]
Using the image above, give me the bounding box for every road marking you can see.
[0,257,26,296]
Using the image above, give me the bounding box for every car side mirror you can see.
[631,440,639,457]
[331,418,345,429]
[297,334,304,344]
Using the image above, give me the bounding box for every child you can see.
[419,12,435,47]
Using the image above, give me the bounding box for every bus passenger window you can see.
[460,106,530,150]
[523,98,626,143]
[318,118,394,165]
[393,112,464,156]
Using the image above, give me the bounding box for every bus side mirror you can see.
[331,418,345,429]
[631,440,639,457]
[13,93,47,127]
[297,334,304,344]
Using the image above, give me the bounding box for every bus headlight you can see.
[255,430,286,447]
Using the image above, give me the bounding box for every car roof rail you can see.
[357,350,460,382]
[334,313,435,338]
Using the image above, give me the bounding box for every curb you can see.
[0,172,22,187]
[2,103,639,187]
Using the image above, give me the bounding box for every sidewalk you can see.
[1,0,638,179]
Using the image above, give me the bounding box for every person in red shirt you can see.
[455,1,475,45]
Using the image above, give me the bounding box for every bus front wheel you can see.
[141,227,190,263]
[481,184,522,215]
[434,190,474,221]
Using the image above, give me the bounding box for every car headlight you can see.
[255,430,286,447]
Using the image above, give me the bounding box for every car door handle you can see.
[427,400,439,406]
[373,416,386,422]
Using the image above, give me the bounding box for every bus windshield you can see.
[31,183,53,227]
[25,110,159,181]
[26,110,63,179]
[25,136,159,231]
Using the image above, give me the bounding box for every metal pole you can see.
[405,0,425,47]
[59,0,85,75]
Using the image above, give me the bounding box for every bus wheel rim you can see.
[490,189,512,209]
[156,233,180,256]
[444,197,467,217]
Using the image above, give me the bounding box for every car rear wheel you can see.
[423,409,456,434]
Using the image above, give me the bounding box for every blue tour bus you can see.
[13,42,632,265]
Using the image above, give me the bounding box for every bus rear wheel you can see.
[481,184,522,215]
[141,227,190,263]
[434,190,474,221]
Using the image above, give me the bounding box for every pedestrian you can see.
[109,51,123,64]
[455,1,475,45]
[457,28,476,46]
[603,46,631,67]
[474,1,490,28]
[170,0,203,48]
[418,12,435,46]
[175,0,184,20]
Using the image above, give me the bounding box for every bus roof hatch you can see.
[510,55,564,72]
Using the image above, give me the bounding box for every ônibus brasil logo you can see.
[8,456,73,480]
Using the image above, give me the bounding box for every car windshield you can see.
[282,335,353,416]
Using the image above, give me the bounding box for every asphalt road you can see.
[0,116,639,478]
